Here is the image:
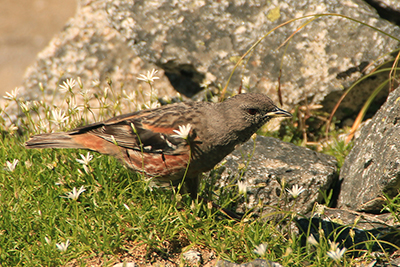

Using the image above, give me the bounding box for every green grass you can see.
[0,125,396,266]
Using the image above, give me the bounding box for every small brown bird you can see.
[26,93,291,197]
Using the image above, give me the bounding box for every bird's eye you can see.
[247,108,258,115]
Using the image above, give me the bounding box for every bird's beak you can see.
[264,107,292,118]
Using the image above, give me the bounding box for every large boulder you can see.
[208,135,337,217]
[337,85,400,212]
[13,0,400,121]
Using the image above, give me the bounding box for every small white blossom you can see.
[171,124,192,140]
[5,159,19,172]
[237,181,247,195]
[76,152,93,165]
[314,203,326,216]
[143,101,160,109]
[63,186,86,200]
[327,241,346,262]
[328,240,339,251]
[20,101,31,112]
[200,80,211,88]
[286,184,306,199]
[123,203,130,211]
[39,121,50,132]
[253,243,268,256]
[59,78,76,93]
[92,79,101,87]
[77,77,83,88]
[123,90,136,102]
[79,89,92,101]
[56,240,70,252]
[242,76,250,89]
[50,109,69,125]
[307,235,319,246]
[137,69,159,83]
[3,87,20,101]
[44,236,52,245]
[210,96,219,103]
[8,124,18,134]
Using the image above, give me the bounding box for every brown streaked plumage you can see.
[26,93,291,197]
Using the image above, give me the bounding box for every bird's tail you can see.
[25,132,85,149]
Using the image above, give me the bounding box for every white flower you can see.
[79,89,92,101]
[242,76,250,89]
[137,69,160,83]
[210,96,219,103]
[200,80,211,88]
[327,241,346,262]
[3,87,20,101]
[253,243,268,256]
[5,159,19,172]
[92,79,101,87]
[171,124,192,140]
[143,101,160,109]
[237,181,247,195]
[77,77,83,88]
[123,203,130,211]
[20,101,31,112]
[56,240,70,252]
[44,236,52,245]
[307,235,319,246]
[50,109,69,125]
[76,152,93,165]
[64,186,86,200]
[59,78,76,93]
[8,124,18,134]
[286,184,305,199]
[328,240,338,251]
[123,90,136,102]
[314,203,326,216]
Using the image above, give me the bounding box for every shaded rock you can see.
[296,207,400,253]
[337,85,400,212]
[216,259,283,267]
[365,0,400,25]
[209,136,337,217]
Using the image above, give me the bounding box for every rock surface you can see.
[208,136,337,217]
[337,85,400,212]
[106,0,398,114]
[11,0,399,122]
[297,207,400,252]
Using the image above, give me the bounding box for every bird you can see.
[26,93,291,198]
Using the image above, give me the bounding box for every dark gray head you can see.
[220,93,291,131]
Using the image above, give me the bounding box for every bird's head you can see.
[222,93,291,132]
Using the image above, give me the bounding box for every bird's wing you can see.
[71,105,193,154]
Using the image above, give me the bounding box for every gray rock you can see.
[337,85,400,212]
[182,250,202,265]
[216,259,283,267]
[106,0,399,115]
[296,207,400,252]
[208,136,337,217]
[20,0,177,104]
[16,0,400,122]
